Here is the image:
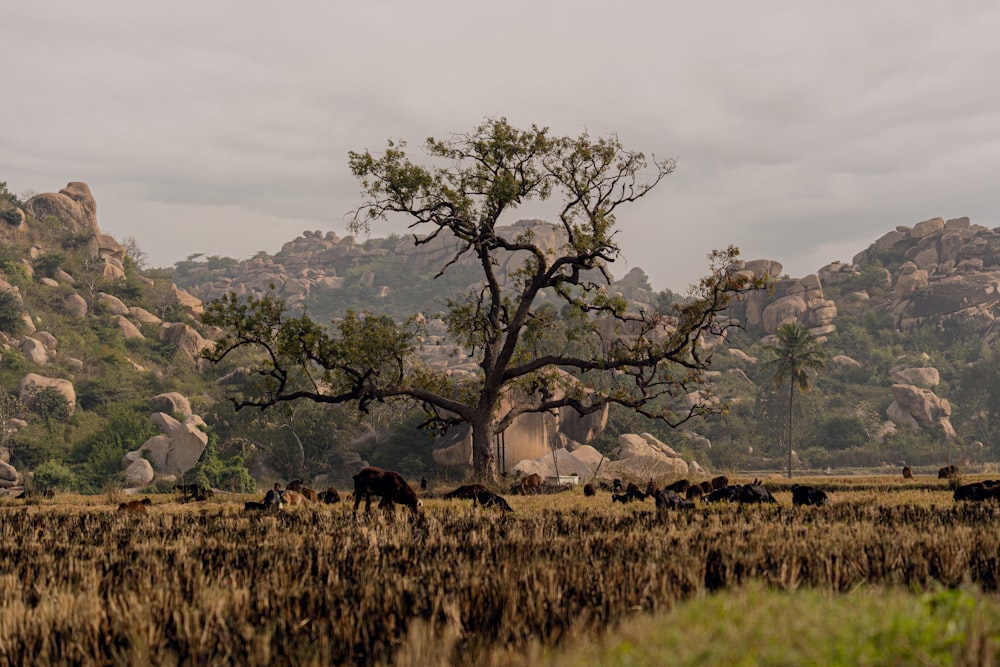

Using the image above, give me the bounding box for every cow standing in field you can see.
[118,498,152,513]
[353,467,422,515]
[583,483,596,497]
[711,475,729,490]
[321,487,341,504]
[518,473,543,495]
[655,489,695,511]
[938,465,960,480]
[285,480,319,502]
[902,466,913,479]
[791,484,829,506]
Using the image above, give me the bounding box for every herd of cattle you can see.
[113,464,1000,515]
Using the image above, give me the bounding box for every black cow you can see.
[738,480,776,504]
[791,484,828,506]
[473,490,514,512]
[938,464,960,479]
[954,480,1000,501]
[703,486,740,503]
[655,489,695,510]
[353,467,422,515]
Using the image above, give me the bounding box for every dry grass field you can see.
[0,475,998,665]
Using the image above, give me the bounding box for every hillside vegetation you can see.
[0,179,995,494]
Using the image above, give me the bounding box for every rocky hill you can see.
[2,179,998,492]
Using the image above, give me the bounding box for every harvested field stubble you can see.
[0,495,998,665]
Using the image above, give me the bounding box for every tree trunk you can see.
[471,422,498,482]
[787,381,794,479]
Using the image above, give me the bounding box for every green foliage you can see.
[31,459,76,492]
[185,428,256,493]
[0,288,25,335]
[70,402,159,492]
[28,386,72,432]
[1,260,31,288]
[32,252,65,279]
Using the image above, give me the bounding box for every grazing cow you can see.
[444,484,491,500]
[791,484,829,507]
[612,486,647,503]
[703,486,740,503]
[420,477,428,491]
[118,498,152,513]
[655,489,695,511]
[519,473,543,495]
[954,480,1000,501]
[645,479,662,496]
[665,479,690,493]
[321,487,341,504]
[472,489,514,512]
[711,475,729,491]
[685,485,704,501]
[583,483,596,497]
[263,487,283,510]
[612,478,624,494]
[244,500,267,511]
[902,465,913,479]
[938,464,960,479]
[285,480,319,501]
[738,480,777,504]
[353,467,422,515]
[699,481,714,495]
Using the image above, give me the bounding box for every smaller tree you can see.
[764,321,827,478]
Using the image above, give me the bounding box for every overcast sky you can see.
[2,2,998,292]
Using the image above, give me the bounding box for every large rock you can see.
[122,458,155,488]
[18,373,75,413]
[761,295,808,333]
[19,337,49,365]
[24,182,99,235]
[127,412,209,477]
[615,433,678,460]
[159,323,213,360]
[64,293,88,319]
[887,384,955,438]
[891,367,940,387]
[170,285,204,316]
[95,292,129,315]
[112,315,144,340]
[151,392,192,418]
[511,448,593,479]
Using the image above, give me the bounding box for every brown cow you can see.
[938,464,960,480]
[281,490,309,506]
[353,467,422,515]
[519,473,543,495]
[711,475,729,490]
[118,498,152,513]
[645,479,662,496]
[322,487,341,504]
[902,465,913,479]
[583,483,596,497]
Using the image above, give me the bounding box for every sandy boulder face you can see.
[18,373,75,413]
[170,284,203,317]
[891,367,940,387]
[19,337,49,365]
[159,322,213,360]
[511,447,594,480]
[112,315,144,341]
[125,412,208,477]
[122,458,155,489]
[24,182,99,235]
[0,460,21,488]
[887,384,955,438]
[151,392,192,418]
[95,292,129,315]
[64,293,88,319]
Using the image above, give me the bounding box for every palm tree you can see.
[764,322,827,478]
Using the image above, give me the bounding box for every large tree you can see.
[764,321,827,478]
[202,118,768,481]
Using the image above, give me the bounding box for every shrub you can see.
[32,460,76,492]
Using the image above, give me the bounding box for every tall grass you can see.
[0,485,996,665]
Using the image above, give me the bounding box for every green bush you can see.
[32,460,76,492]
